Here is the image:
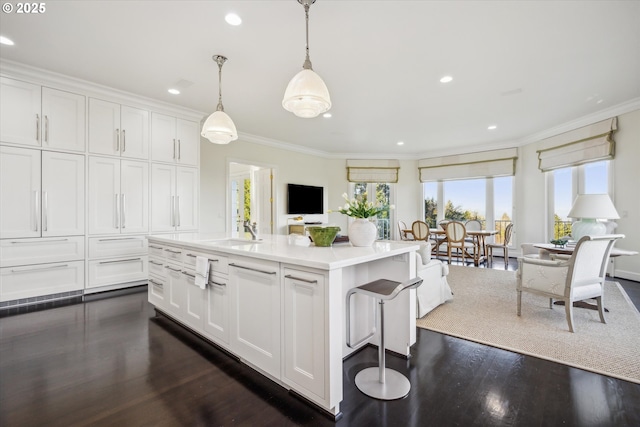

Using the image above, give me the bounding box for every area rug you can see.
[416,265,640,384]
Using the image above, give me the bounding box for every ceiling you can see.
[1,1,639,157]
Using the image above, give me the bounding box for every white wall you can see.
[200,110,640,280]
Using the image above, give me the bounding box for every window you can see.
[352,182,393,240]
[423,177,513,243]
[548,160,611,239]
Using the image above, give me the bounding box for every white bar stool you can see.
[346,277,423,400]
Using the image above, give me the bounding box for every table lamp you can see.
[567,194,619,241]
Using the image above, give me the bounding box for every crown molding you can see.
[0,59,206,120]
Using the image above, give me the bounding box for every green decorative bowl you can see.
[307,226,341,247]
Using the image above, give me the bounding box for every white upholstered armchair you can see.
[516,234,624,332]
[415,242,453,318]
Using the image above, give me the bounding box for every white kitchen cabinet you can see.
[165,262,186,317]
[183,268,205,330]
[41,87,86,152]
[88,98,149,159]
[0,146,84,239]
[151,113,199,166]
[148,273,167,309]
[229,257,281,378]
[0,236,85,268]
[0,77,41,146]
[0,78,85,151]
[87,255,148,288]
[150,164,198,232]
[282,268,326,399]
[205,272,229,344]
[88,156,149,235]
[0,260,84,302]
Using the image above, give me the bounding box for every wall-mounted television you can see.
[287,183,324,215]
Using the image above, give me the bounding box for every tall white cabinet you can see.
[0,66,202,307]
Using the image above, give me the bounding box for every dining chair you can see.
[516,234,624,332]
[411,220,430,242]
[444,221,476,264]
[487,223,513,268]
[464,219,482,246]
[397,220,413,240]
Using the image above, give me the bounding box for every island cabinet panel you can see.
[228,256,281,378]
[282,267,327,400]
[204,272,229,344]
[182,267,205,330]
[164,262,186,319]
[148,272,167,310]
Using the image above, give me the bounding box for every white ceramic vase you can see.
[348,218,377,247]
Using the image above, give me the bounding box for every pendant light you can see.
[282,0,331,118]
[201,55,238,144]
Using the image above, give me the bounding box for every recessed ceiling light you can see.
[440,76,453,83]
[168,88,180,95]
[397,141,405,146]
[323,113,332,118]
[488,125,497,130]
[0,36,15,46]
[225,13,242,26]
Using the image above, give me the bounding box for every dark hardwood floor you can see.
[1,257,639,426]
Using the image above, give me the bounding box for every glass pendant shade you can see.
[283,68,331,118]
[201,110,238,144]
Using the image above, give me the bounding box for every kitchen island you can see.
[146,233,419,418]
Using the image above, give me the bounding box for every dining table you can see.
[534,243,638,258]
[430,228,498,266]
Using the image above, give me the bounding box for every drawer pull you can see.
[209,280,226,287]
[165,265,181,272]
[185,253,197,258]
[98,237,140,242]
[149,260,163,266]
[181,271,196,278]
[149,245,163,250]
[10,238,69,244]
[229,263,277,275]
[284,274,318,284]
[11,264,68,273]
[98,258,141,265]
[149,279,163,287]
[164,248,182,254]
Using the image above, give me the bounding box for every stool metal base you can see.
[354,367,411,400]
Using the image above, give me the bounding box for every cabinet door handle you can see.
[121,193,126,229]
[115,128,120,152]
[229,263,277,275]
[122,129,126,152]
[149,278,163,287]
[33,191,39,232]
[44,115,49,143]
[36,114,40,141]
[149,260,163,266]
[149,244,163,250]
[177,139,181,160]
[171,195,175,227]
[181,270,195,278]
[164,265,181,272]
[173,138,176,159]
[114,193,119,228]
[175,196,180,227]
[209,280,226,287]
[98,237,138,242]
[11,263,68,273]
[284,274,318,284]
[99,258,141,265]
[164,248,182,254]
[42,191,48,232]
[10,238,68,244]
[185,253,197,258]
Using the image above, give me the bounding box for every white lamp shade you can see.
[567,194,620,219]
[201,110,238,144]
[282,69,331,118]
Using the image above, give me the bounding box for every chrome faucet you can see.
[244,220,258,240]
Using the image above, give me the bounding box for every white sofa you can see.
[415,242,453,318]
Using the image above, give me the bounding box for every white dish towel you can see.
[195,256,210,290]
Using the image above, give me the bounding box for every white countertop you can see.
[147,233,419,270]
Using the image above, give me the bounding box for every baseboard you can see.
[615,269,640,283]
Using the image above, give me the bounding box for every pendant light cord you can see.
[302,2,313,70]
[215,55,226,112]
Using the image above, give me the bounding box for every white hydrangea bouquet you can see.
[332,192,394,218]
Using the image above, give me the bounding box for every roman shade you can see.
[418,148,517,182]
[346,159,400,183]
[536,117,617,172]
